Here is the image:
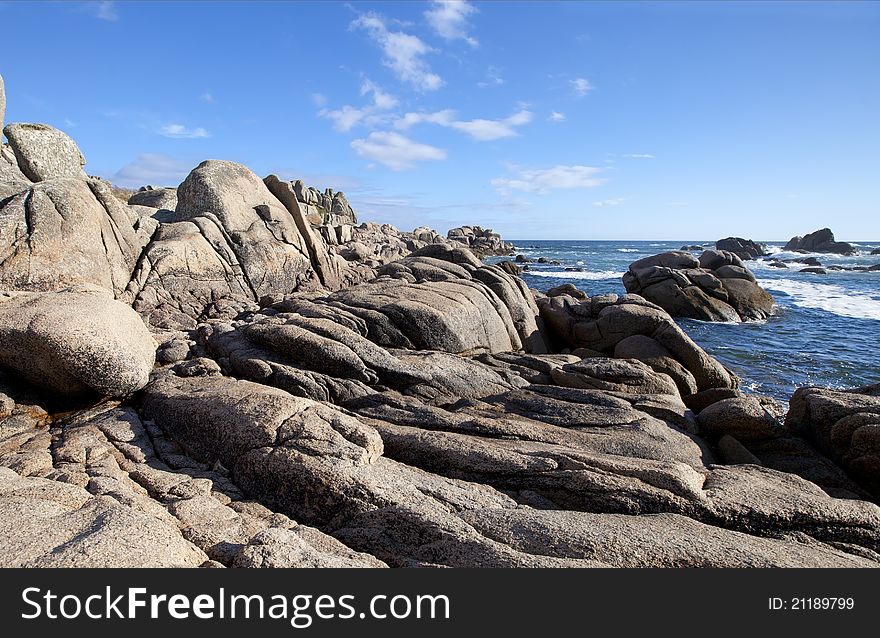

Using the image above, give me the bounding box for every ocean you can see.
[490,240,880,405]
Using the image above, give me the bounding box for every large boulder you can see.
[715,237,768,260]
[175,160,318,297]
[0,177,144,295]
[784,228,857,255]
[537,292,738,395]
[785,384,880,498]
[0,287,156,397]
[622,250,774,322]
[3,123,87,182]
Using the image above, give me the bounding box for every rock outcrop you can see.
[784,228,858,255]
[447,225,513,257]
[537,290,738,396]
[715,237,768,260]
[786,384,880,499]
[0,177,145,295]
[622,250,775,322]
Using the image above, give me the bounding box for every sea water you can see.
[491,240,880,404]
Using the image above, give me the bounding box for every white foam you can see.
[527,270,625,281]
[758,278,880,320]
[617,248,640,253]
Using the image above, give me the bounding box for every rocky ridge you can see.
[1,74,878,568]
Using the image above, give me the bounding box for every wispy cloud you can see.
[394,108,533,141]
[108,154,193,188]
[477,65,505,88]
[91,1,118,21]
[425,0,479,47]
[311,93,328,107]
[491,164,606,195]
[623,153,655,159]
[360,79,399,110]
[199,92,214,103]
[548,111,566,123]
[157,123,210,139]
[320,79,398,132]
[571,77,593,96]
[350,12,443,91]
[593,198,625,207]
[350,131,446,170]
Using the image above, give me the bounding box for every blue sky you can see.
[1,1,878,240]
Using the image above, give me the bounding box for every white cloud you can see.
[63,118,76,128]
[320,79,398,132]
[157,123,210,139]
[360,79,399,110]
[108,154,192,188]
[571,77,593,96]
[593,198,625,207]
[623,153,655,159]
[351,12,443,91]
[93,1,118,21]
[350,131,446,170]
[449,110,532,140]
[425,0,479,47]
[311,93,328,107]
[320,105,370,133]
[199,93,214,103]
[394,108,533,141]
[394,110,456,130]
[548,111,566,122]
[491,165,606,194]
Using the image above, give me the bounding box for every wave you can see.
[757,278,880,320]
[616,248,640,253]
[526,270,625,281]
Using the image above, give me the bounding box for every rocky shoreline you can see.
[1,74,879,568]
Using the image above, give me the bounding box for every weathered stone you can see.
[786,385,880,498]
[697,397,785,443]
[3,123,86,182]
[128,187,178,210]
[0,468,206,567]
[623,251,774,322]
[0,178,143,295]
[0,287,156,397]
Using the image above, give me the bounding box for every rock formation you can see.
[786,384,880,499]
[622,250,775,322]
[447,225,513,257]
[784,228,858,255]
[1,73,879,568]
[715,237,768,260]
